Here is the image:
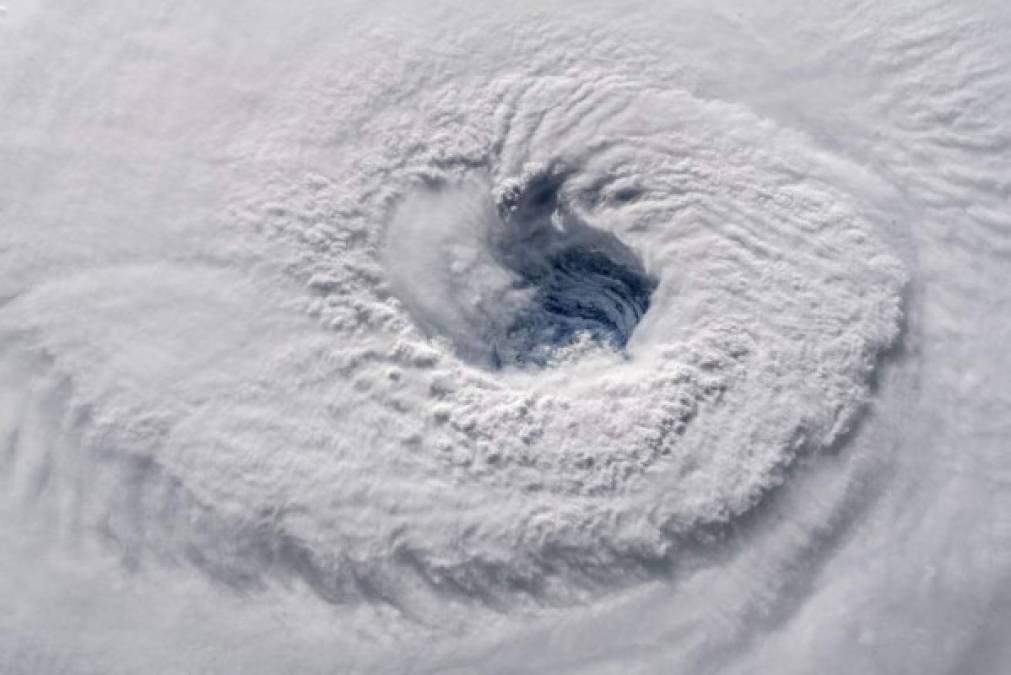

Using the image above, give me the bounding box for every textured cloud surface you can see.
[1,1,1010,673]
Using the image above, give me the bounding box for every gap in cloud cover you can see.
[384,166,658,371]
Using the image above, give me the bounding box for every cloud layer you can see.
[1,1,1009,673]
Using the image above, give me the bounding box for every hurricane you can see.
[2,2,1009,674]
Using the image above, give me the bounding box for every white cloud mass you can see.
[1,1,1009,673]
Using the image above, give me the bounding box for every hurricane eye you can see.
[490,210,656,368]
[530,186,556,207]
[384,174,657,371]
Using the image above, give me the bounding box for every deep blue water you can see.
[490,170,656,367]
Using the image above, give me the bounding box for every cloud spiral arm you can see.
[0,72,906,614]
[14,3,1011,672]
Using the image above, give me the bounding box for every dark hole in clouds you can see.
[490,170,656,368]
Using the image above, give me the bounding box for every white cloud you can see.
[1,1,1009,673]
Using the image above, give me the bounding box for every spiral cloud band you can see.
[1,1,1009,674]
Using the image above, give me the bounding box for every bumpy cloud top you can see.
[1,2,1008,673]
